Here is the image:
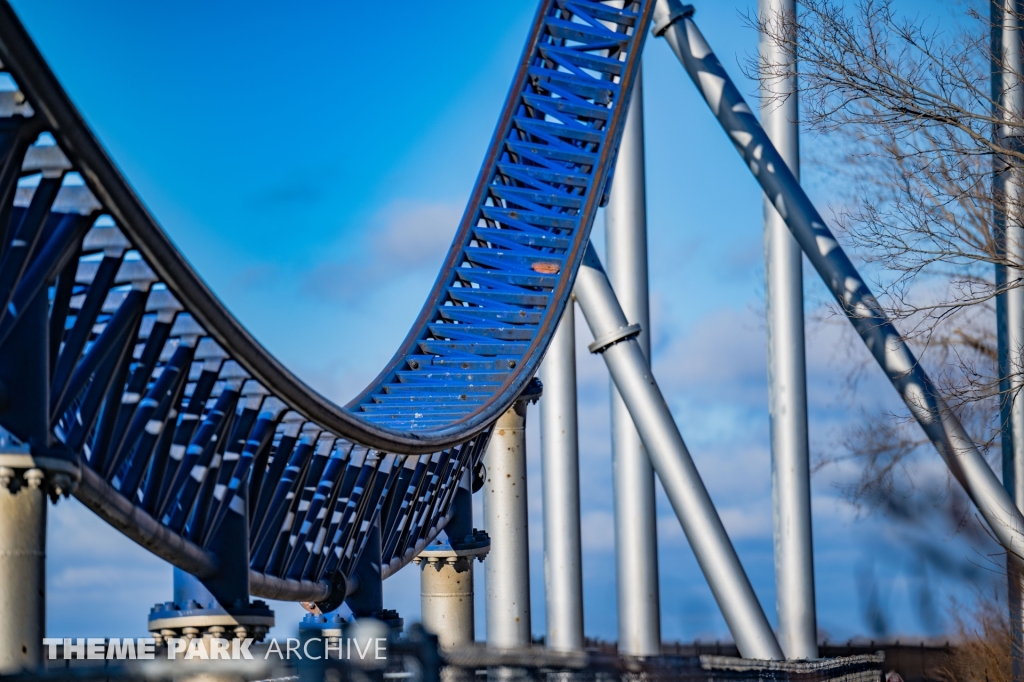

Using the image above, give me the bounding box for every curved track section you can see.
[0,1,653,601]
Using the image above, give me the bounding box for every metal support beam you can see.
[347,519,384,619]
[758,0,817,660]
[149,465,275,645]
[539,307,584,652]
[74,464,219,578]
[445,469,474,547]
[0,466,46,672]
[654,0,1024,617]
[484,398,534,649]
[997,1,1024,674]
[604,70,662,658]
[574,243,784,661]
[172,567,218,608]
[200,479,252,608]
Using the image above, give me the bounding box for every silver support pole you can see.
[653,0,1024,592]
[604,70,662,658]
[539,307,585,652]
[0,467,46,672]
[574,243,784,661]
[758,0,817,660]
[484,400,533,649]
[998,1,1024,674]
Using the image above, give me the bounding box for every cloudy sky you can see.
[9,0,996,645]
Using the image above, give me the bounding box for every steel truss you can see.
[0,0,1019,666]
[0,0,654,608]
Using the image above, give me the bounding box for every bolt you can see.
[50,472,74,498]
[24,468,44,489]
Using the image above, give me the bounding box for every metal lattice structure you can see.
[4,0,1024,669]
[0,0,654,605]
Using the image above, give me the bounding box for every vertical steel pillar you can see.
[656,0,1024,657]
[445,469,475,547]
[0,465,46,672]
[604,70,661,658]
[539,307,585,652]
[574,243,784,660]
[997,1,1024,675]
[483,391,537,649]
[347,519,384,619]
[758,0,817,660]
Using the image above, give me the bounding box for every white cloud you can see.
[655,505,772,548]
[717,507,773,540]
[370,201,462,269]
[302,199,460,302]
[47,499,169,637]
[652,306,768,403]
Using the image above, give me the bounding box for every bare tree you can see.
[934,588,1013,681]
[749,0,1024,634]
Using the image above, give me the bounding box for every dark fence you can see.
[581,639,951,682]
[819,642,951,682]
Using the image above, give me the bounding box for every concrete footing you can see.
[0,466,47,672]
[415,539,489,649]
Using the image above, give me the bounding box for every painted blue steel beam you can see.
[347,1,655,439]
[0,0,654,606]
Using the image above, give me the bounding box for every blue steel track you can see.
[0,0,654,605]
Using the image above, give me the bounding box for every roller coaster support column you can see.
[539,307,584,651]
[150,571,273,647]
[0,429,75,673]
[484,381,541,649]
[149,398,273,648]
[417,469,488,650]
[348,519,384,619]
[574,243,784,661]
[418,546,476,650]
[996,0,1024,673]
[758,0,817,660]
[0,466,44,672]
[0,468,44,673]
[605,70,661,658]
[654,0,1024,641]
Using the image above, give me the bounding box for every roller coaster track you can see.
[0,0,654,605]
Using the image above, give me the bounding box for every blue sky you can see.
[11,0,996,645]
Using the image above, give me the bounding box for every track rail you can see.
[0,0,653,600]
